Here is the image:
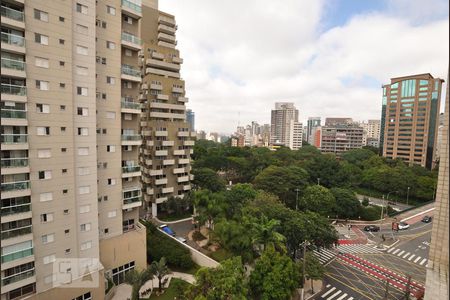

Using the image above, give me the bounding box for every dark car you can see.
[364,225,380,232]
[422,216,432,223]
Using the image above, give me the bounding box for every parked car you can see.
[176,236,187,243]
[364,225,380,232]
[159,224,175,236]
[398,222,410,230]
[421,216,432,223]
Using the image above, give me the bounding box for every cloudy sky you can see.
[159,0,449,134]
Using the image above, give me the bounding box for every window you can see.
[61,127,66,133]
[77,107,89,116]
[39,192,53,202]
[108,210,117,218]
[96,19,107,28]
[60,61,65,66]
[107,178,116,186]
[76,45,88,56]
[124,49,132,57]
[77,87,88,96]
[79,186,90,195]
[38,170,52,180]
[106,111,116,119]
[35,33,49,45]
[80,241,92,251]
[36,103,50,113]
[80,223,91,232]
[65,249,71,255]
[76,3,88,14]
[77,127,89,136]
[36,80,49,90]
[106,41,115,49]
[107,145,116,152]
[40,213,54,223]
[78,167,90,176]
[59,16,65,22]
[61,148,67,152]
[37,149,51,158]
[43,254,56,264]
[106,77,115,85]
[79,205,90,213]
[124,16,133,24]
[72,292,91,300]
[34,9,49,22]
[76,24,88,34]
[107,6,116,15]
[104,228,109,234]
[76,66,88,76]
[59,82,66,88]
[35,57,49,68]
[64,229,70,235]
[62,169,67,174]
[42,233,55,244]
[37,127,50,136]
[78,147,89,156]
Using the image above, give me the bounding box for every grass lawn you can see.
[146,278,188,300]
[209,248,233,262]
[170,264,201,275]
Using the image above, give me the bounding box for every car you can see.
[422,216,432,223]
[176,236,187,243]
[159,224,175,236]
[398,222,410,230]
[364,225,380,232]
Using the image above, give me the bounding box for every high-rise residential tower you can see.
[139,4,195,217]
[1,1,147,299]
[320,118,363,156]
[186,109,195,132]
[380,73,443,169]
[424,70,448,300]
[270,102,299,149]
[359,119,381,147]
[306,117,321,144]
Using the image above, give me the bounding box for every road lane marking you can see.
[336,293,348,300]
[402,252,411,258]
[321,287,336,298]
[408,254,416,261]
[392,249,400,254]
[327,290,342,300]
[348,298,354,300]
[420,258,427,265]
[326,284,331,288]
[397,250,405,256]
[387,247,395,253]
[414,256,422,263]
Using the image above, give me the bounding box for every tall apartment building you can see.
[270,102,299,149]
[380,73,444,169]
[1,1,146,299]
[424,70,448,300]
[287,121,303,150]
[320,119,363,156]
[359,119,381,147]
[306,117,321,144]
[139,4,195,217]
[186,109,195,132]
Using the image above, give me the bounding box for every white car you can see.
[398,222,410,230]
[175,236,187,243]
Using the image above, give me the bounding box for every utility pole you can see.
[383,279,389,299]
[378,194,385,249]
[406,186,410,206]
[295,188,300,210]
[317,178,320,185]
[300,240,307,300]
[405,275,411,300]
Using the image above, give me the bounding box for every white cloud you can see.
[159,0,449,133]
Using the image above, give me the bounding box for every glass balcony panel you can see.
[1,158,28,168]
[1,181,30,191]
[121,100,140,110]
[1,248,33,263]
[1,84,27,96]
[121,134,141,141]
[1,134,28,144]
[1,225,32,240]
[121,32,142,45]
[1,109,26,119]
[1,58,25,71]
[121,65,141,77]
[1,32,25,47]
[1,6,24,22]
[122,166,140,173]
[121,0,142,13]
[1,269,34,286]
[1,203,31,216]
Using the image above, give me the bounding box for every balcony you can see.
[121,99,141,114]
[150,102,185,110]
[172,87,184,93]
[121,65,141,82]
[173,149,185,156]
[146,67,180,79]
[157,40,176,49]
[146,188,154,195]
[1,158,29,175]
[163,159,174,165]
[158,15,176,27]
[122,165,141,178]
[177,96,189,103]
[155,131,168,137]
[190,174,195,180]
[121,32,142,51]
[121,134,141,146]
[156,94,169,101]
[144,159,152,166]
[150,83,162,90]
[157,32,176,44]
[155,150,168,156]
[162,187,174,194]
[184,140,195,146]
[1,180,30,192]
[1,202,31,217]
[1,6,24,23]
[1,134,28,151]
[155,178,168,185]
[173,167,185,174]
[1,225,32,240]
[149,112,185,120]
[1,84,27,103]
[149,169,163,176]
[121,0,142,19]
[158,24,176,35]
[178,158,189,164]
[151,52,165,60]
[1,247,33,264]
[1,268,35,287]
[183,185,191,191]
[177,176,189,183]
[146,58,180,72]
[172,57,183,64]
[1,32,25,53]
[1,109,26,119]
[122,188,142,210]
[177,131,189,137]
[1,57,26,78]
[156,196,168,204]
[162,140,174,146]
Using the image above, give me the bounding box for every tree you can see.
[193,189,225,230]
[187,257,248,299]
[223,184,257,218]
[298,252,326,293]
[213,219,255,263]
[150,257,170,293]
[303,154,343,187]
[249,246,300,300]
[341,148,376,168]
[251,215,286,253]
[124,267,154,300]
[192,167,226,192]
[299,185,336,217]
[331,188,362,219]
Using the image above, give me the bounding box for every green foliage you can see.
[330,188,362,219]
[362,197,369,206]
[150,257,170,293]
[159,195,192,219]
[341,148,376,167]
[298,252,326,293]
[192,230,207,241]
[192,167,226,192]
[299,185,336,216]
[144,221,194,270]
[124,267,154,300]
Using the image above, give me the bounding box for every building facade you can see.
[306,117,321,144]
[359,119,381,147]
[0,1,147,299]
[270,102,299,149]
[380,73,443,169]
[320,119,363,156]
[139,4,195,217]
[424,70,448,300]
[287,121,303,150]
[186,109,195,132]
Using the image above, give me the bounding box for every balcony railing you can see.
[1,180,30,192]
[1,134,28,144]
[1,58,25,71]
[121,100,140,110]
[1,269,34,286]
[121,134,141,141]
[1,203,31,216]
[1,247,33,263]
[122,165,140,173]
[123,196,141,205]
[121,65,141,77]
[121,0,141,14]
[1,32,25,47]
[1,225,32,240]
[1,6,24,22]
[1,109,26,119]
[1,84,26,96]
[121,32,142,46]
[1,157,28,168]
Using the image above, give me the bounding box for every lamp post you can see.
[406,187,410,206]
[295,188,300,211]
[300,240,307,300]
[317,178,320,185]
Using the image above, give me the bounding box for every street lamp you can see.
[317,178,320,185]
[406,187,410,206]
[295,188,300,211]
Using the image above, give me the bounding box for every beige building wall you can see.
[424,70,449,299]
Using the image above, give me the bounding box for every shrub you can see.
[192,230,207,241]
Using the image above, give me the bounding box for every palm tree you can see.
[251,215,286,252]
[150,257,171,293]
[124,267,154,300]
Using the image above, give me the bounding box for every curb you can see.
[305,280,323,300]
[400,208,435,222]
[154,216,193,224]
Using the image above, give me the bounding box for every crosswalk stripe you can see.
[348,298,354,300]
[414,256,422,263]
[336,293,348,300]
[392,248,400,254]
[387,247,395,253]
[408,254,416,261]
[327,290,342,300]
[326,284,331,288]
[402,252,411,258]
[322,287,336,298]
[397,250,405,256]
[420,258,427,265]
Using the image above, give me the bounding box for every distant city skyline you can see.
[160,0,449,133]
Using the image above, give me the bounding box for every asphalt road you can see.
[356,194,413,211]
